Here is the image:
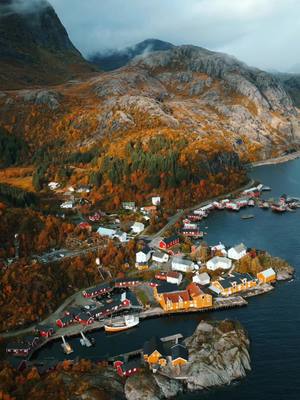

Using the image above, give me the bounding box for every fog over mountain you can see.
[44,0,300,72]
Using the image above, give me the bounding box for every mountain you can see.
[1,44,300,209]
[0,0,96,89]
[273,72,300,108]
[89,38,174,71]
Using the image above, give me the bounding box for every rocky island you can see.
[125,320,251,400]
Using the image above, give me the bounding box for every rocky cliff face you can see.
[125,320,251,400]
[0,0,96,89]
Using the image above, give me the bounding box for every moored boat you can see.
[241,214,255,220]
[104,315,139,333]
[271,204,287,213]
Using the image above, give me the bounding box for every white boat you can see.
[104,315,139,333]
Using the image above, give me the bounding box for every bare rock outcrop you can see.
[125,320,251,400]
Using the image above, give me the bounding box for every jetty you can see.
[80,331,92,347]
[61,335,73,355]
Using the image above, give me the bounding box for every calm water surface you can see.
[33,159,300,399]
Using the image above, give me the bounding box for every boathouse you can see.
[182,228,203,238]
[257,268,276,283]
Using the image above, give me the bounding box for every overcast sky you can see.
[48,0,300,72]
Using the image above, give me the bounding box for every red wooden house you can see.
[159,235,180,250]
[182,229,203,238]
[75,312,94,326]
[82,283,112,298]
[56,315,75,328]
[34,325,55,338]
[114,359,141,377]
[114,279,141,288]
[155,272,167,281]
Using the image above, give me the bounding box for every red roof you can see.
[162,290,190,303]
[167,271,181,279]
[187,282,203,298]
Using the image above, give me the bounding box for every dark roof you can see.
[59,315,74,324]
[7,341,31,351]
[35,324,54,332]
[67,307,82,316]
[161,235,179,245]
[156,281,184,294]
[125,292,142,308]
[77,312,93,321]
[140,245,152,254]
[171,343,189,361]
[143,336,165,356]
[121,359,142,372]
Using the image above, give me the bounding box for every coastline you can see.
[248,150,300,168]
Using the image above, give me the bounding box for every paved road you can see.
[143,178,255,246]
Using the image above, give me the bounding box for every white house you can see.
[166,271,182,285]
[206,256,232,271]
[172,257,195,273]
[113,230,127,243]
[97,227,117,238]
[60,201,74,209]
[132,222,145,234]
[152,251,169,263]
[136,246,152,263]
[211,242,227,256]
[193,272,211,286]
[48,181,60,190]
[152,196,161,206]
[228,243,247,260]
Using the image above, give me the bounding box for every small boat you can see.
[241,214,254,220]
[248,199,255,207]
[104,315,139,333]
[262,186,271,191]
[61,336,73,355]
[271,204,287,213]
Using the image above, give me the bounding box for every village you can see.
[5,181,291,380]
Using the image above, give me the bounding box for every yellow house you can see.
[155,282,212,312]
[143,337,167,367]
[209,273,257,297]
[171,343,189,367]
[257,268,276,283]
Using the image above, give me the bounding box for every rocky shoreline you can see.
[125,320,251,400]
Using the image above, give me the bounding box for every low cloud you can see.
[0,0,49,16]
[2,0,299,72]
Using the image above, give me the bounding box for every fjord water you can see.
[33,159,300,399]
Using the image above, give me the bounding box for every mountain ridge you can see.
[0,0,97,89]
[89,38,174,71]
